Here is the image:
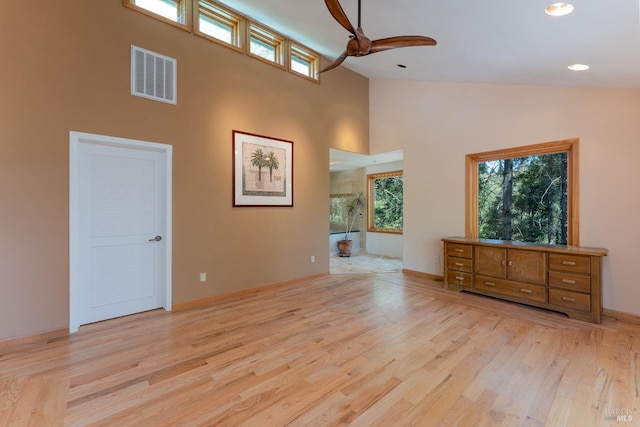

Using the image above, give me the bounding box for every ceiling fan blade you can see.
[370,36,437,54]
[325,0,356,36]
[319,51,349,74]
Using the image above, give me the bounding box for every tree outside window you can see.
[368,171,403,233]
[478,153,567,244]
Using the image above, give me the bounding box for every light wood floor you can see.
[1,273,638,426]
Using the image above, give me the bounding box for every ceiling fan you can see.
[320,0,437,73]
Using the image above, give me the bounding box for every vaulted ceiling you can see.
[223,0,640,89]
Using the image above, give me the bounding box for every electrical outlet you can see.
[200,272,207,282]
[311,255,315,263]
[434,256,440,264]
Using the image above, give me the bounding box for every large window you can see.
[466,139,579,245]
[368,171,403,233]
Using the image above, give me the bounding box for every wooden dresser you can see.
[442,237,607,323]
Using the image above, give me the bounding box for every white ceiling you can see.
[223,0,640,89]
[330,148,403,171]
[220,0,640,169]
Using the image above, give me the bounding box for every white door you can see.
[69,132,172,332]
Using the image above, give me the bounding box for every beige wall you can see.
[370,79,640,315]
[0,1,369,340]
[330,169,366,196]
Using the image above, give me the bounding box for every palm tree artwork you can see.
[250,148,281,184]
[250,148,267,182]
[234,131,291,205]
[265,151,279,182]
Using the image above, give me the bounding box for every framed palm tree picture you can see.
[232,130,293,207]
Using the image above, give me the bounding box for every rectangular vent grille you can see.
[131,45,177,104]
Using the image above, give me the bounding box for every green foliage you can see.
[479,153,568,244]
[373,176,403,230]
[329,198,345,230]
[330,193,365,240]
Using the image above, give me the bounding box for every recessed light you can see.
[568,63,590,71]
[545,3,575,16]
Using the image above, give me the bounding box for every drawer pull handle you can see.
[501,260,506,265]
[519,288,533,294]
[562,261,577,266]
[455,276,465,281]
[562,279,576,284]
[484,281,496,286]
[454,249,464,253]
[562,296,576,302]
[454,263,464,267]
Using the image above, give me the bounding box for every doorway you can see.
[69,131,172,332]
[329,148,404,273]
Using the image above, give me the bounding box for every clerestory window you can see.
[124,0,189,29]
[248,22,285,69]
[196,1,243,51]
[124,0,321,82]
[290,43,320,82]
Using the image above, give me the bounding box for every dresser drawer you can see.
[548,271,591,293]
[447,256,473,273]
[549,253,590,275]
[447,243,473,259]
[475,275,546,303]
[549,289,591,312]
[448,271,473,288]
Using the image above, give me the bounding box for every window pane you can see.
[291,56,310,76]
[330,196,361,234]
[372,175,403,230]
[290,44,319,80]
[199,15,232,44]
[250,38,276,62]
[478,152,568,244]
[135,0,178,21]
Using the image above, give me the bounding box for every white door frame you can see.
[69,131,172,333]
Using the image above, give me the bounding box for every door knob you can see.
[149,235,162,242]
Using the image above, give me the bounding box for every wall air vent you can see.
[131,45,177,105]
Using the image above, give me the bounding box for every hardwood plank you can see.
[0,273,639,425]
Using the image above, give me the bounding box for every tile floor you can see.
[329,253,403,274]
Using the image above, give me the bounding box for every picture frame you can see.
[232,130,293,207]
